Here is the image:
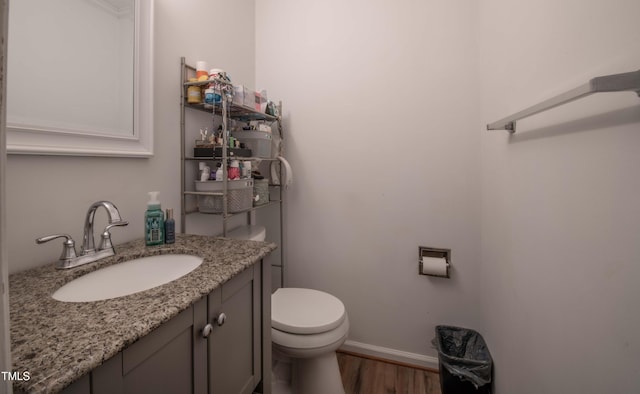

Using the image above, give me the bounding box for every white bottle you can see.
[215,166,224,181]
[242,161,252,178]
[200,166,211,182]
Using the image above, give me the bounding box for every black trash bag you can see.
[432,325,493,389]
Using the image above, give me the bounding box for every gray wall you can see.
[257,0,640,390]
[255,0,482,364]
[478,0,640,392]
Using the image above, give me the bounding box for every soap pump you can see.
[145,191,164,246]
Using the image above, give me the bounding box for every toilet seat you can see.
[272,314,349,352]
[272,288,346,334]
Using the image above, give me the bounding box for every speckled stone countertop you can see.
[9,234,276,393]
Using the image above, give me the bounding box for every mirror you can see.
[6,0,153,157]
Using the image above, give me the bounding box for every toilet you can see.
[226,225,349,394]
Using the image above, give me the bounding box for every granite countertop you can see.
[9,234,277,393]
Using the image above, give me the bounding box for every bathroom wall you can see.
[1,0,13,385]
[256,0,482,363]
[5,0,256,273]
[478,0,640,392]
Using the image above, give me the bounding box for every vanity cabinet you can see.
[207,262,261,394]
[60,261,269,394]
[60,305,199,394]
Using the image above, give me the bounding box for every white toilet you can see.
[226,225,349,394]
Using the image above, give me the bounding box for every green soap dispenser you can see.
[145,191,164,246]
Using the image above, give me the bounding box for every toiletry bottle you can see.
[164,208,175,244]
[145,191,164,246]
[215,165,224,181]
[242,161,252,178]
[200,165,211,181]
[228,160,240,180]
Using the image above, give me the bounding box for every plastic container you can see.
[255,89,268,112]
[233,85,249,107]
[196,61,208,80]
[241,161,252,178]
[228,160,241,180]
[204,87,215,108]
[187,78,201,104]
[200,164,211,181]
[242,87,254,108]
[433,325,493,394]
[195,179,254,213]
[253,179,269,206]
[231,130,273,158]
[208,68,225,80]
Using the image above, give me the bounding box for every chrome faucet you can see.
[37,201,129,269]
[81,201,128,255]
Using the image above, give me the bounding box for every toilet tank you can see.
[226,225,266,241]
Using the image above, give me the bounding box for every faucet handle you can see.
[36,234,78,261]
[98,221,129,251]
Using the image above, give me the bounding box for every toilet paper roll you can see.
[420,256,449,277]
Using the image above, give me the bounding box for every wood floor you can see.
[337,351,442,394]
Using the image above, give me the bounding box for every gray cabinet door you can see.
[83,299,207,394]
[62,300,207,394]
[208,264,261,394]
[120,305,197,394]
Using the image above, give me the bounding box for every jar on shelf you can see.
[203,87,215,108]
[196,61,208,80]
[187,78,201,104]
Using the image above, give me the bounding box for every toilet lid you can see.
[272,288,346,335]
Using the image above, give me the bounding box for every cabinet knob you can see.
[215,313,227,326]
[202,323,213,338]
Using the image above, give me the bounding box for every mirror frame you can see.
[6,0,154,157]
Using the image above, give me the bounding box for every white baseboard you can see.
[339,340,439,371]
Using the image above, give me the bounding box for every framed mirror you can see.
[6,0,153,157]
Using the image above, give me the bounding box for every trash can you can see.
[433,325,493,394]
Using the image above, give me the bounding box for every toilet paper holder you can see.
[418,246,451,278]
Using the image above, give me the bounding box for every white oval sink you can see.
[53,254,203,302]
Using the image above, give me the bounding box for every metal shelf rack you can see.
[179,57,286,286]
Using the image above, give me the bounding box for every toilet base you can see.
[291,351,345,394]
[272,350,292,394]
